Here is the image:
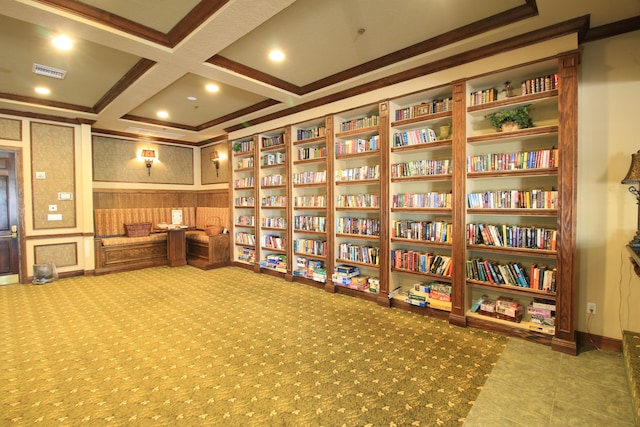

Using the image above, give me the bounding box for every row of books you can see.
[234,177,254,188]
[394,98,452,121]
[340,114,379,132]
[467,148,558,172]
[292,170,326,185]
[259,254,286,272]
[234,197,255,207]
[293,195,326,207]
[337,243,380,265]
[392,192,452,209]
[261,175,284,186]
[262,234,286,250]
[293,215,326,232]
[293,239,327,256]
[392,128,438,147]
[390,250,452,276]
[335,164,380,182]
[529,265,557,292]
[261,134,284,148]
[466,223,557,251]
[335,135,380,155]
[467,189,558,209]
[297,146,327,161]
[236,215,255,226]
[234,140,254,154]
[336,193,379,208]
[261,195,286,207]
[235,158,253,169]
[469,88,498,106]
[262,152,285,166]
[294,257,326,283]
[521,73,559,95]
[391,159,451,178]
[237,247,255,263]
[336,217,380,236]
[296,126,326,141]
[392,220,452,242]
[235,231,256,246]
[261,216,285,228]
[466,258,531,288]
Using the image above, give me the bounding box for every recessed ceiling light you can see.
[35,87,50,95]
[187,96,197,101]
[157,110,169,119]
[205,84,219,93]
[52,35,73,50]
[269,49,285,62]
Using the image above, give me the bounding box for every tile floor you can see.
[464,338,636,426]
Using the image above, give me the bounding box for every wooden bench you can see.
[94,207,230,274]
[185,207,231,270]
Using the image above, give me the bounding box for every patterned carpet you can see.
[1,266,507,426]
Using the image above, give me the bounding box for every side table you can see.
[167,228,187,267]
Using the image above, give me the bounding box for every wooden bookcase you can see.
[290,117,331,287]
[256,128,290,277]
[329,102,388,303]
[229,52,579,354]
[387,86,455,319]
[231,136,257,267]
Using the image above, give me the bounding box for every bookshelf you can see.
[257,128,290,276]
[388,87,454,318]
[228,52,579,354]
[231,136,257,267]
[329,102,389,301]
[290,117,330,286]
[459,54,578,353]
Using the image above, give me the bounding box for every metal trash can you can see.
[33,262,57,285]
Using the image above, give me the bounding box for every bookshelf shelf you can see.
[335,233,380,241]
[335,178,379,186]
[391,139,452,152]
[467,89,558,114]
[467,208,557,216]
[391,267,452,282]
[261,163,286,170]
[390,110,453,128]
[335,259,380,269]
[467,125,559,145]
[293,135,325,146]
[390,207,452,214]
[293,157,327,165]
[335,126,379,139]
[467,168,557,179]
[335,150,381,160]
[293,252,327,260]
[391,174,452,183]
[293,229,326,235]
[466,280,557,298]
[467,244,556,258]
[391,238,452,247]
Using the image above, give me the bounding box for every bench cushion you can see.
[100,233,167,246]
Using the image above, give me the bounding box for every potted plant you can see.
[232,142,243,153]
[484,104,534,132]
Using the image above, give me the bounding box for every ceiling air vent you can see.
[32,63,67,79]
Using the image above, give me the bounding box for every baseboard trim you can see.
[577,330,622,352]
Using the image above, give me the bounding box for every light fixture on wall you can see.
[141,149,156,176]
[210,150,220,176]
[622,150,640,247]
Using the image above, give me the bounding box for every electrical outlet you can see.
[587,302,596,315]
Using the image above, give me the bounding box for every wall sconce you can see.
[210,150,220,176]
[622,150,640,247]
[141,149,156,176]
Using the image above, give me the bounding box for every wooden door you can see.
[0,152,20,284]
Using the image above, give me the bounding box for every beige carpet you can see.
[1,266,507,426]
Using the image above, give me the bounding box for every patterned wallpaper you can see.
[92,136,194,184]
[201,143,229,185]
[0,118,21,141]
[31,123,76,229]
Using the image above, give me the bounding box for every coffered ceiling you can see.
[0,0,638,145]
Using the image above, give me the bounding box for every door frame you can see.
[0,147,24,284]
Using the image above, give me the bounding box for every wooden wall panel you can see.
[93,189,229,209]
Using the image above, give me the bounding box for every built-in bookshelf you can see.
[228,53,578,354]
[290,118,330,285]
[231,136,257,266]
[257,128,290,276]
[460,56,577,353]
[387,88,454,317]
[330,102,387,300]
